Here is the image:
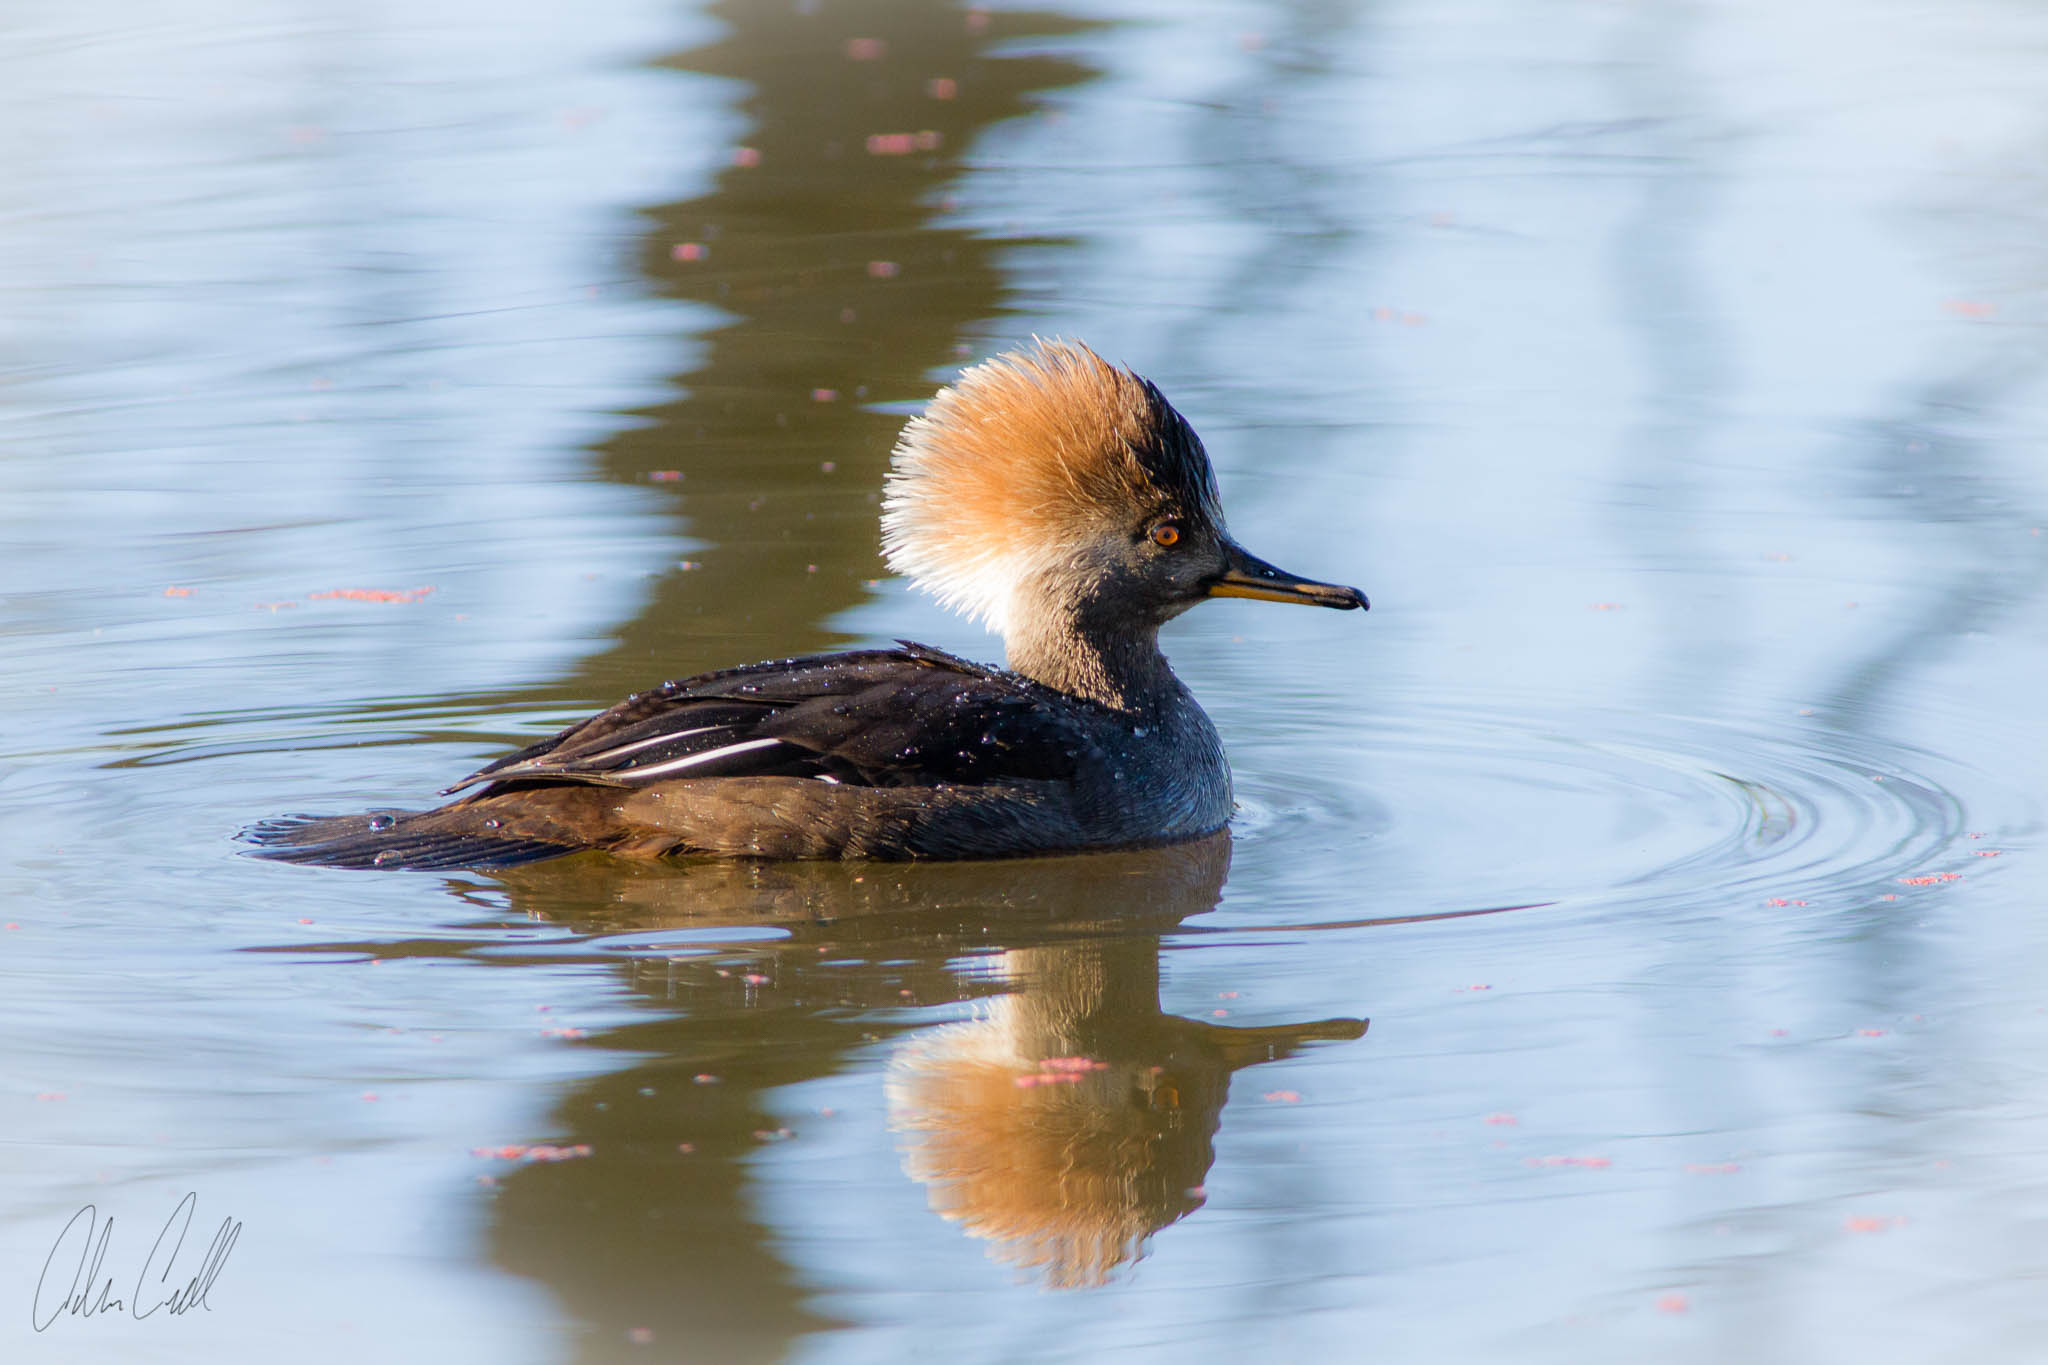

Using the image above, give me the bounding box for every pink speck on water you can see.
[811,388,837,402]
[1684,1162,1743,1175]
[4,923,19,930]
[1767,897,1810,907]
[1526,1155,1612,1169]
[1212,1009,1230,1018]
[627,1327,655,1345]
[361,1092,380,1102]
[1857,1029,1887,1037]
[845,37,886,61]
[309,586,434,604]
[1844,1214,1905,1233]
[671,242,706,262]
[677,1142,695,1154]
[732,146,760,167]
[1483,1113,1518,1126]
[867,260,900,279]
[473,1143,589,1163]
[541,1027,586,1039]
[35,1092,66,1102]
[648,470,683,482]
[927,77,957,99]
[743,973,770,985]
[692,1073,720,1085]
[1975,850,2002,857]
[542,1145,592,1162]
[1040,1057,1107,1072]
[1262,1090,1302,1103]
[1655,1293,1690,1315]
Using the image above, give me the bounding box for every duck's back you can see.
[246,644,1229,868]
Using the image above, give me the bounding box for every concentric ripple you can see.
[1224,700,1982,928]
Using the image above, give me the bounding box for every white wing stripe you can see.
[619,737,787,780]
[574,725,722,766]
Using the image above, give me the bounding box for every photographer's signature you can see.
[32,1192,239,1331]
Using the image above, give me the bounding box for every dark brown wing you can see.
[442,642,1106,796]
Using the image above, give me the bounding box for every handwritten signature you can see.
[32,1192,239,1331]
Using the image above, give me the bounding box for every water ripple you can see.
[1227,702,1981,926]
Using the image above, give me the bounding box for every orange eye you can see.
[1149,522,1181,548]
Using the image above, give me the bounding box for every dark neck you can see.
[1004,613,1178,712]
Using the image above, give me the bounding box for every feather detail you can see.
[881,338,1220,633]
[241,644,1142,870]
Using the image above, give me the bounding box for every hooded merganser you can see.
[247,339,1366,869]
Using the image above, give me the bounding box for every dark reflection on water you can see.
[556,0,1100,694]
[334,840,1358,1358]
[14,0,2048,1358]
[418,8,1100,1348]
[1823,384,2048,730]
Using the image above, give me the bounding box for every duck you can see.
[246,338,1366,869]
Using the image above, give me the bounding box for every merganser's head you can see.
[881,339,1367,645]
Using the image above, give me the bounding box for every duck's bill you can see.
[1208,544,1369,610]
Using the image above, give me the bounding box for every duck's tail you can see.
[241,806,577,871]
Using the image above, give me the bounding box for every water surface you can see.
[5,0,2048,1362]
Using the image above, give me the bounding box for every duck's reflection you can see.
[476,838,1363,1356]
[886,901,1364,1286]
